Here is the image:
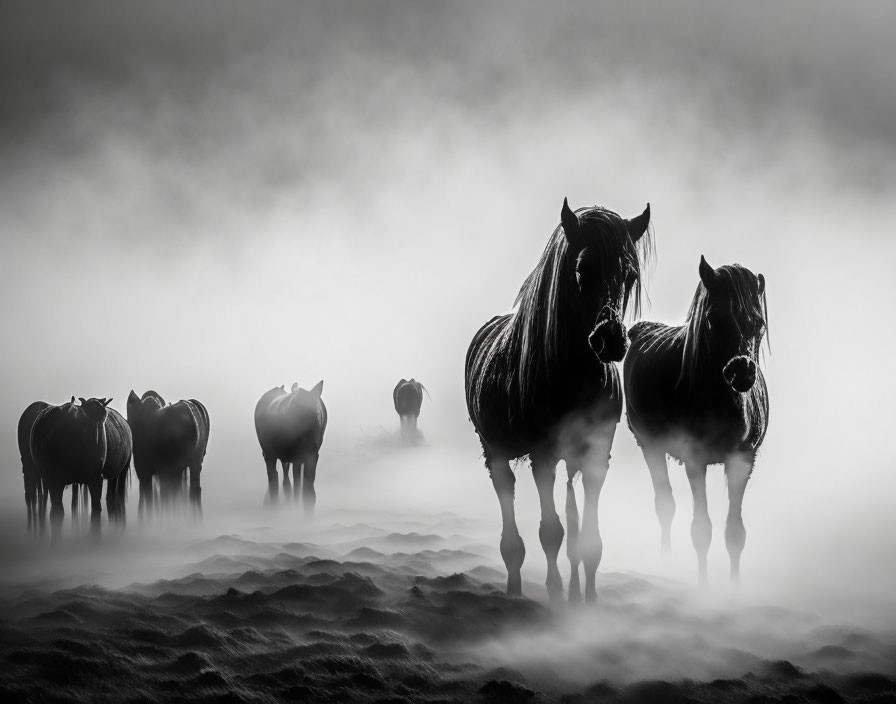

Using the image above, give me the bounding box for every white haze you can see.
[1,0,895,629]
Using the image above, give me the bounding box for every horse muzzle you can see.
[723,355,757,393]
[588,315,629,363]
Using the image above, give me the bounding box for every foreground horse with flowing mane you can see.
[624,256,769,583]
[29,397,132,541]
[465,197,652,602]
[127,391,210,520]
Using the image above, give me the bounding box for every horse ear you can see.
[291,382,299,392]
[78,397,86,405]
[561,197,582,250]
[102,398,112,407]
[311,380,324,397]
[625,203,650,242]
[699,255,718,290]
[128,390,139,405]
[757,273,765,296]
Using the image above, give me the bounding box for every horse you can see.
[126,390,210,520]
[254,381,327,515]
[623,256,769,583]
[393,378,428,442]
[29,397,132,542]
[465,197,652,603]
[18,401,49,535]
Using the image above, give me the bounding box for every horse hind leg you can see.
[487,453,525,596]
[532,452,564,603]
[71,483,80,532]
[87,477,103,540]
[48,483,64,546]
[264,455,279,506]
[281,460,292,502]
[643,446,675,553]
[301,452,318,520]
[724,454,753,582]
[293,459,303,504]
[685,461,711,584]
[189,462,203,520]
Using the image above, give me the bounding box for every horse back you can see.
[18,401,49,468]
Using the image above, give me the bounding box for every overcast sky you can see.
[1,1,894,609]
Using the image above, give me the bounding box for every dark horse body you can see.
[624,256,768,582]
[254,381,327,514]
[393,378,427,440]
[465,198,651,602]
[18,401,50,534]
[30,397,132,541]
[127,391,210,519]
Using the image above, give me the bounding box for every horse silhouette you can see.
[29,397,132,541]
[127,390,210,521]
[624,256,769,583]
[18,401,49,535]
[465,197,652,602]
[393,378,428,442]
[254,381,327,515]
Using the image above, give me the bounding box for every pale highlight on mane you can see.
[501,206,653,405]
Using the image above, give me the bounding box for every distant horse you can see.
[465,197,652,602]
[18,401,49,534]
[254,381,327,515]
[30,397,132,541]
[393,378,428,441]
[126,390,210,520]
[623,256,768,583]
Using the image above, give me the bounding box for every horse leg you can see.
[281,460,292,502]
[644,446,674,553]
[138,477,153,525]
[725,453,753,582]
[49,484,64,545]
[38,479,48,538]
[302,452,318,520]
[487,454,525,596]
[564,462,582,603]
[685,461,711,584]
[24,468,35,534]
[293,459,303,504]
[581,426,616,603]
[264,455,279,506]
[531,452,564,603]
[71,483,80,532]
[88,477,103,540]
[189,463,203,519]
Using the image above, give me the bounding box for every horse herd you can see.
[16,197,769,604]
[18,379,428,541]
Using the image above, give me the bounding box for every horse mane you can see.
[504,206,654,403]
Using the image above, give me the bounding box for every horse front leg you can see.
[724,453,753,582]
[138,475,154,525]
[643,446,675,553]
[564,461,582,603]
[580,425,616,603]
[531,451,564,603]
[488,453,525,596]
[685,461,711,584]
[281,460,292,502]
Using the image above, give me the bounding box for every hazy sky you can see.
[2,1,895,610]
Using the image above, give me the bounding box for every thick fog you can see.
[2,1,895,624]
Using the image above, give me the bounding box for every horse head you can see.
[698,256,767,394]
[561,198,650,363]
[79,397,112,423]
